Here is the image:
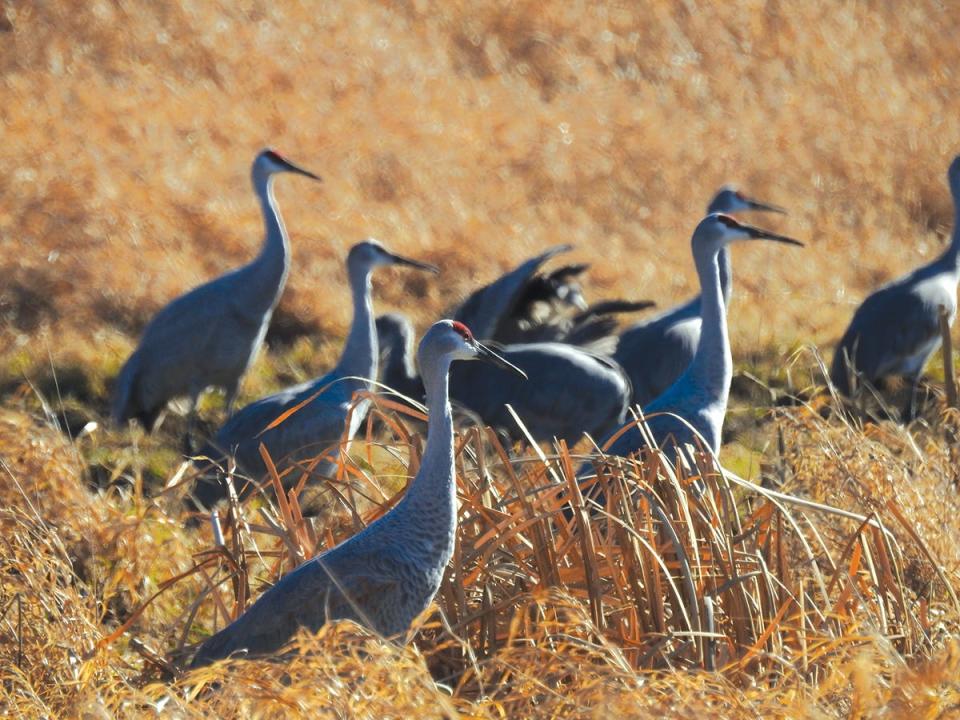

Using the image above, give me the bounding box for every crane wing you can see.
[136,276,246,361]
[834,282,947,382]
[453,344,629,442]
[191,550,403,664]
[454,245,572,340]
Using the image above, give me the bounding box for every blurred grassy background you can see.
[2,0,959,401]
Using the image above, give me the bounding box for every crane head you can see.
[708,186,787,215]
[258,148,322,181]
[421,320,527,379]
[348,239,440,275]
[695,213,803,252]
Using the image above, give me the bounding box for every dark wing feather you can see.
[454,245,572,340]
[190,553,401,666]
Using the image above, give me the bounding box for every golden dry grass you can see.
[3,1,960,717]
[2,399,960,717]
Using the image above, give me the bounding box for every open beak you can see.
[742,194,787,215]
[475,342,527,379]
[742,222,804,247]
[282,158,322,182]
[387,252,440,274]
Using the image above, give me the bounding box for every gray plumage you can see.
[449,342,631,445]
[614,188,786,407]
[111,150,320,430]
[191,241,437,509]
[600,214,802,461]
[189,320,524,666]
[830,155,960,418]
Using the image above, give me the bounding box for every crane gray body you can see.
[111,150,319,430]
[190,320,523,665]
[830,156,960,418]
[191,242,437,509]
[614,188,785,407]
[449,341,631,445]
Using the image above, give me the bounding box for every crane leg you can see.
[183,392,200,455]
[902,375,924,423]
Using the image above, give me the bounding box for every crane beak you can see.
[742,194,787,214]
[386,252,440,274]
[741,223,804,247]
[475,342,527,379]
[279,157,322,181]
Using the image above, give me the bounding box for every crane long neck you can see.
[687,244,732,410]
[941,190,960,275]
[400,353,455,518]
[334,265,377,387]
[248,172,291,312]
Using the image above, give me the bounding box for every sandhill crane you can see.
[377,312,632,445]
[111,149,320,433]
[613,188,786,406]
[830,155,960,420]
[190,240,438,510]
[595,214,802,463]
[189,320,525,666]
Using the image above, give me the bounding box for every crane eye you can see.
[451,321,473,341]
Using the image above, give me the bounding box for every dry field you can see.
[2,1,960,717]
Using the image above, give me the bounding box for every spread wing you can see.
[454,245,572,340]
